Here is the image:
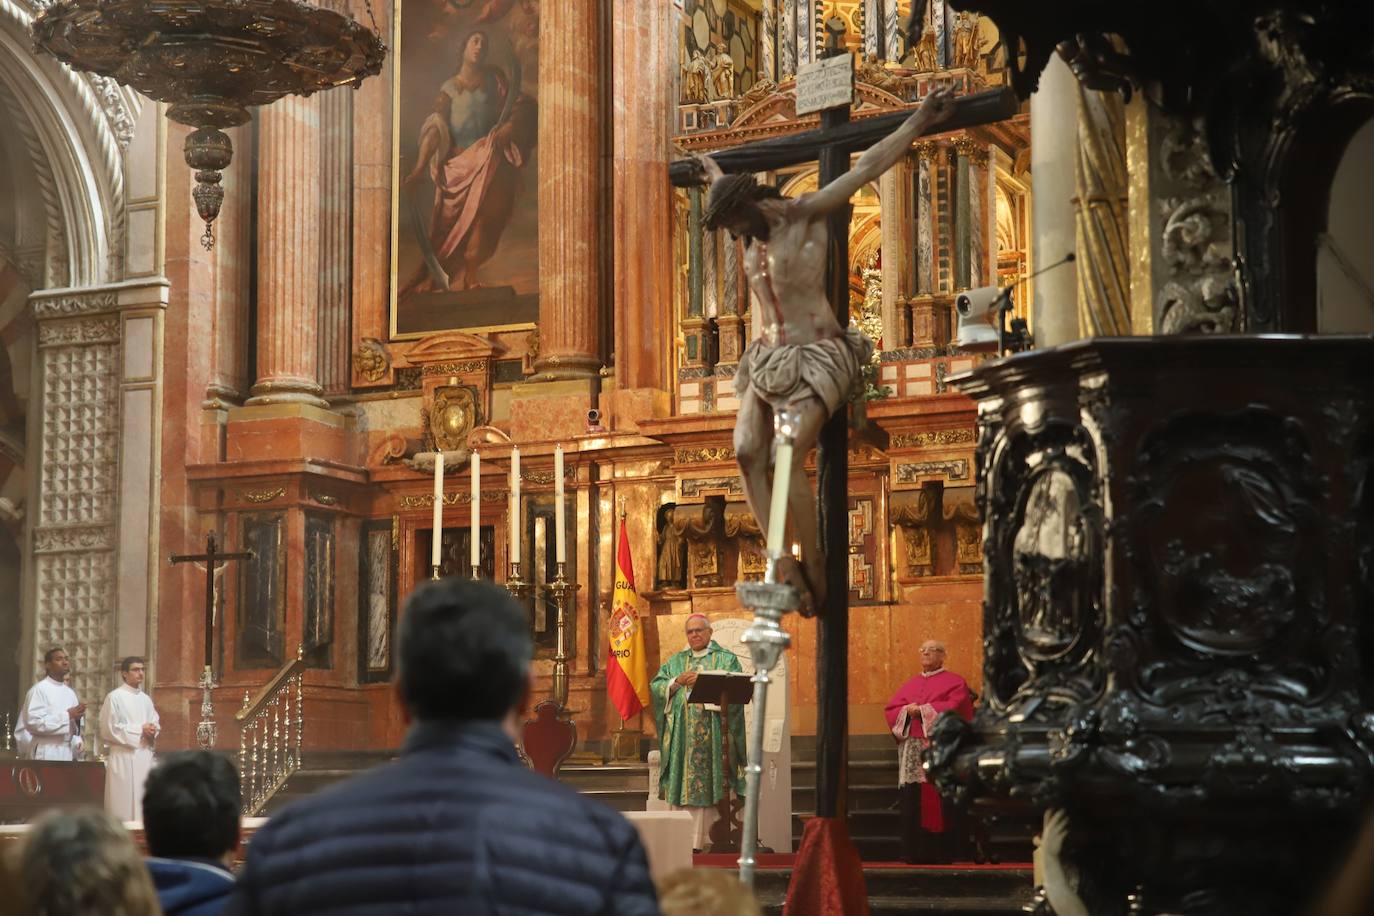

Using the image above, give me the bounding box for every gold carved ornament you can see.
[242,487,287,505]
[427,386,479,453]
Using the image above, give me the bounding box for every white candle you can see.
[554,444,566,564]
[765,440,793,556]
[510,446,521,566]
[431,452,444,570]
[470,451,481,571]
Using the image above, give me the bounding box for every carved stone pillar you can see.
[909,141,952,349]
[880,154,916,349]
[248,96,327,407]
[1144,109,1238,335]
[535,0,603,380]
[1028,52,1080,347]
[1074,86,1131,337]
[781,0,797,77]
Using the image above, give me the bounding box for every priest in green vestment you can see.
[651,613,747,851]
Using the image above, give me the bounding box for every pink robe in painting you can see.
[884,669,973,832]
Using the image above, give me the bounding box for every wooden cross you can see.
[670,32,1017,820]
[171,532,254,675]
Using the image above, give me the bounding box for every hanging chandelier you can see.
[32,0,387,249]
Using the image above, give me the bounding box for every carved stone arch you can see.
[0,0,130,287]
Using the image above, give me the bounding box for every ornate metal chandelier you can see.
[32,0,387,248]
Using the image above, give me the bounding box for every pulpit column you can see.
[535,0,603,380]
[248,95,327,407]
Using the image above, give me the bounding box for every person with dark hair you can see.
[100,655,161,821]
[142,751,241,916]
[17,647,84,760]
[224,578,659,916]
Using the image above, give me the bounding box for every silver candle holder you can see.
[734,410,801,887]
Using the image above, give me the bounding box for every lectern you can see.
[687,671,753,852]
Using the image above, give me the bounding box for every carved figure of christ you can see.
[671,80,1018,820]
[684,87,955,612]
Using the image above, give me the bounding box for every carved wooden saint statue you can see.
[686,89,955,613]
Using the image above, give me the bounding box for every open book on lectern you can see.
[687,671,753,712]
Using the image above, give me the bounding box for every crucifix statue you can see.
[672,29,1017,826]
[687,86,955,614]
[171,531,253,749]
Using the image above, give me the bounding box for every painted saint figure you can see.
[686,88,955,612]
[401,30,536,298]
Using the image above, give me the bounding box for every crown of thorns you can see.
[702,173,783,229]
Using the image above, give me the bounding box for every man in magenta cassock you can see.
[884,639,974,863]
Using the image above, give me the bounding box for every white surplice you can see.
[99,683,160,822]
[19,677,82,761]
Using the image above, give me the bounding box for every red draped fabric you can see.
[783,817,870,916]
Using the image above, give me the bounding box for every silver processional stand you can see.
[734,411,801,888]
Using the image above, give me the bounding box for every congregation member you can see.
[100,655,161,822]
[657,868,762,916]
[142,751,241,916]
[649,613,747,852]
[884,639,974,863]
[225,578,658,916]
[18,808,160,915]
[17,648,84,761]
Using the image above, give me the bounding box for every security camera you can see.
[954,286,1005,349]
[586,408,606,433]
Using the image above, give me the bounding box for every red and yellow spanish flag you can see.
[607,517,651,720]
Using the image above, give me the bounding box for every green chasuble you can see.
[651,640,748,807]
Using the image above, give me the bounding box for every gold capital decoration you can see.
[242,487,286,504]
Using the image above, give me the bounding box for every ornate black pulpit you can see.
[930,336,1374,914]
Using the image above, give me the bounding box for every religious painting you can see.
[390,0,540,338]
[358,519,397,683]
[236,513,286,670]
[303,513,336,667]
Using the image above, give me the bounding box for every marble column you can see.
[350,0,394,382]
[535,0,602,380]
[879,154,916,348]
[317,81,354,398]
[1074,86,1131,337]
[1029,52,1080,348]
[248,95,328,407]
[204,124,252,408]
[761,0,778,83]
[609,0,673,424]
[781,0,797,77]
[717,235,745,366]
[863,0,881,57]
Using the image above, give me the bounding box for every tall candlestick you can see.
[470,451,481,572]
[765,442,793,556]
[766,410,798,557]
[510,446,521,565]
[431,453,444,572]
[554,444,566,564]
